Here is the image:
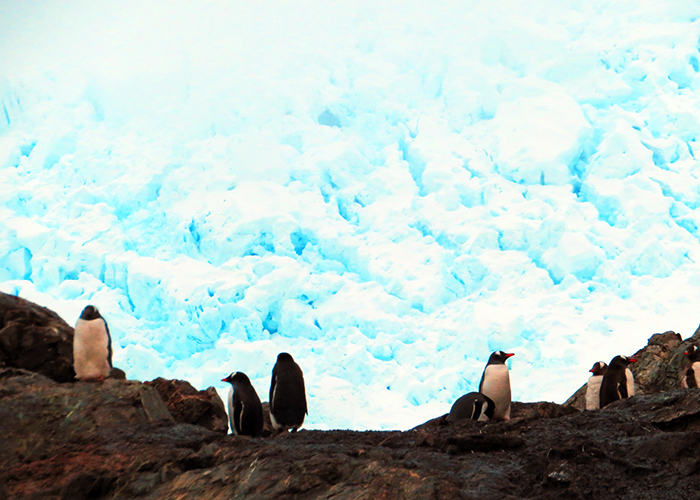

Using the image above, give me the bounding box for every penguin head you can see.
[609,355,637,367]
[589,361,608,375]
[277,352,295,363]
[79,305,102,321]
[684,345,700,361]
[487,351,515,365]
[222,372,252,387]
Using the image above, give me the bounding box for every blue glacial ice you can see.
[1,0,700,430]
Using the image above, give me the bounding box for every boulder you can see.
[0,292,75,382]
[145,377,228,434]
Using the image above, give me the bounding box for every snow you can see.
[1,0,700,430]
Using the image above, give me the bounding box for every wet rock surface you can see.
[3,367,700,499]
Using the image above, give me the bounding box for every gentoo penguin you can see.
[269,352,308,432]
[599,355,636,408]
[479,351,514,421]
[221,372,263,437]
[585,361,608,410]
[681,345,700,389]
[447,392,495,423]
[73,305,113,381]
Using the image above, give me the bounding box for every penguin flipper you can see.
[688,367,697,389]
[104,319,113,369]
[618,379,628,399]
[269,368,278,412]
[233,396,243,435]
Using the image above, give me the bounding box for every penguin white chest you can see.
[73,319,110,380]
[481,365,511,420]
[625,368,635,397]
[227,386,238,435]
[585,375,604,410]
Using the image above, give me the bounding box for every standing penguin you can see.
[269,352,307,432]
[479,351,514,421]
[585,361,608,410]
[221,372,263,437]
[73,305,113,381]
[447,392,495,423]
[599,355,636,408]
[681,345,700,389]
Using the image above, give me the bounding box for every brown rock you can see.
[0,292,75,382]
[565,325,700,409]
[145,377,228,433]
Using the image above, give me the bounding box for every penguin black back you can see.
[222,372,263,437]
[589,361,607,376]
[448,392,495,423]
[599,355,636,408]
[683,345,700,389]
[269,352,307,432]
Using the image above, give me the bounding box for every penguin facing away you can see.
[599,355,637,408]
[681,345,700,389]
[479,351,514,421]
[222,372,264,437]
[73,305,113,381]
[447,392,496,423]
[269,352,308,432]
[585,361,608,411]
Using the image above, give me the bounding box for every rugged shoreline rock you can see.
[0,292,76,382]
[3,292,700,498]
[4,366,700,499]
[565,324,700,410]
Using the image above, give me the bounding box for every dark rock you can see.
[144,377,228,433]
[4,297,700,499]
[6,365,700,499]
[0,292,75,382]
[109,367,127,380]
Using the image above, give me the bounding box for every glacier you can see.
[1,0,700,430]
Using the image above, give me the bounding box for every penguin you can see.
[221,372,263,437]
[585,361,608,410]
[681,345,700,389]
[599,355,637,408]
[447,392,495,423]
[73,305,113,381]
[478,351,514,421]
[269,352,308,432]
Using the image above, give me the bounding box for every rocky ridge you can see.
[2,292,700,499]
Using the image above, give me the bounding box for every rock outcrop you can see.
[4,366,700,499]
[565,324,700,409]
[145,377,228,434]
[0,292,75,382]
[4,293,700,499]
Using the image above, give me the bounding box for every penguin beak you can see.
[589,369,595,373]
[221,377,230,383]
[504,353,515,359]
[685,352,689,356]
[629,358,637,363]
